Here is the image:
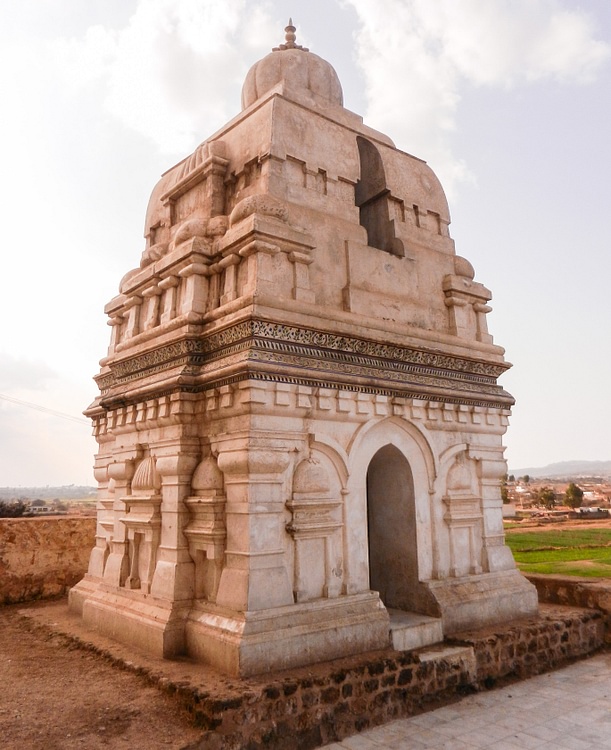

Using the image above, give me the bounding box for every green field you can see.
[505,527,611,577]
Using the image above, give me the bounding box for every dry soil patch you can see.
[0,604,202,750]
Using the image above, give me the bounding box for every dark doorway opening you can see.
[355,137,404,257]
[366,444,417,609]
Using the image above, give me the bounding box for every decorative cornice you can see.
[96,319,513,407]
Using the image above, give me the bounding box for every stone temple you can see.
[70,22,538,676]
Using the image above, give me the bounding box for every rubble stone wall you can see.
[147,606,603,749]
[0,517,95,604]
[527,573,611,644]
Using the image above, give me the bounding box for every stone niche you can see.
[69,22,537,676]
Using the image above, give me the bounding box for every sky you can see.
[0,0,609,486]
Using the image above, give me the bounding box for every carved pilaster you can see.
[142,282,162,330]
[215,445,293,611]
[288,250,315,303]
[158,275,179,324]
[123,295,143,339]
[150,446,200,601]
[178,259,211,316]
[102,458,136,587]
[219,252,241,305]
[238,240,280,297]
[443,274,493,343]
[470,446,516,572]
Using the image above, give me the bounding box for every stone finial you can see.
[273,18,309,52]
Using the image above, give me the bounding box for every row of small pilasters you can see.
[89,431,201,606]
[87,407,305,618]
[89,384,516,611]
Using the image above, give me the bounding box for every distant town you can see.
[2,467,611,522]
[504,473,611,519]
[0,485,96,517]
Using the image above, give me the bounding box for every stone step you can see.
[387,608,444,651]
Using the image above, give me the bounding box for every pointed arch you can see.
[343,417,436,596]
[367,444,417,609]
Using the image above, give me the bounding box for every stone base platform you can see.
[388,609,443,651]
[19,600,605,749]
[70,578,391,676]
[69,576,190,658]
[185,593,390,676]
[424,568,539,634]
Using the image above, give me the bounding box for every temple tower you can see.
[70,22,537,676]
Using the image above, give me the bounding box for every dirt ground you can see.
[3,517,609,749]
[0,604,202,750]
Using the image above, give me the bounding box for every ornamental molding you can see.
[96,319,512,407]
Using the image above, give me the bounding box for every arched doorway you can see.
[366,444,418,610]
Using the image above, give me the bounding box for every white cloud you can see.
[343,0,610,194]
[0,355,57,392]
[49,0,276,154]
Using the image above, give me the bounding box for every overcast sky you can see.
[0,0,609,486]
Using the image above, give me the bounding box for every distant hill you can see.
[0,486,96,501]
[509,460,611,479]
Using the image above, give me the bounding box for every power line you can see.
[0,393,90,425]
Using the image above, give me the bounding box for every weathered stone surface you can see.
[71,21,537,676]
[527,573,611,644]
[0,517,95,604]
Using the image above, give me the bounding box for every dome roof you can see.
[241,21,343,110]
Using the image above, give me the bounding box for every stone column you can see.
[159,275,179,324]
[150,443,200,601]
[103,459,135,587]
[288,250,315,302]
[178,259,210,316]
[238,240,280,297]
[442,275,492,342]
[219,253,241,305]
[142,282,162,330]
[474,302,494,344]
[87,463,113,578]
[470,445,516,572]
[107,315,123,355]
[215,445,293,611]
[123,295,143,339]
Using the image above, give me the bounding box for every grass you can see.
[504,527,611,577]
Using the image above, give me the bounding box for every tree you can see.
[535,486,556,509]
[522,474,530,484]
[508,474,515,483]
[0,500,27,518]
[565,482,584,509]
[501,482,509,505]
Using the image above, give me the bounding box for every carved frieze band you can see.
[204,321,506,378]
[97,319,511,406]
